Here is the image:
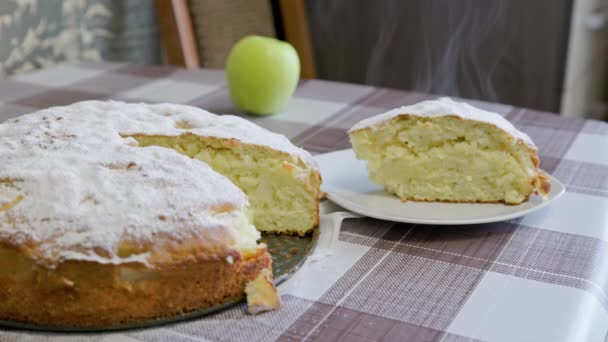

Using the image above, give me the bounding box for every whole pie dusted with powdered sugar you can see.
[0,101,321,327]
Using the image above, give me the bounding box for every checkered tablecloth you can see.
[1,62,608,342]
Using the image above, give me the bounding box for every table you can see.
[1,62,607,342]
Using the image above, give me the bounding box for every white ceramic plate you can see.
[314,149,565,225]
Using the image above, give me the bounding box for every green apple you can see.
[226,35,300,115]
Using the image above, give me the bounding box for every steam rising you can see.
[415,1,507,101]
[308,1,511,103]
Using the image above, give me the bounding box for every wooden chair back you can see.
[156,0,317,79]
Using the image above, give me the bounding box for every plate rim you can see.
[315,148,566,225]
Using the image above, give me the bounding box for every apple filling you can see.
[130,134,320,235]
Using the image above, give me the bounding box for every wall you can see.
[560,0,608,119]
[306,0,572,112]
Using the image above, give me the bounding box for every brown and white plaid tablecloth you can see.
[1,62,607,342]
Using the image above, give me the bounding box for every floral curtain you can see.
[0,0,161,78]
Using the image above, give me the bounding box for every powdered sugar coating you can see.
[0,100,318,267]
[349,98,536,149]
[92,101,318,168]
